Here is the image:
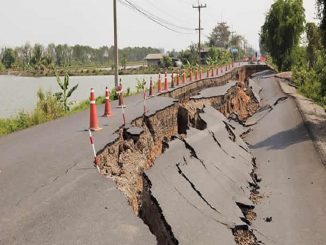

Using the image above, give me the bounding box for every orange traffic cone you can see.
[157,73,162,93]
[117,80,126,108]
[177,71,180,86]
[182,70,186,83]
[164,71,168,91]
[195,68,198,80]
[149,77,154,96]
[89,88,102,131]
[176,71,180,86]
[171,72,175,88]
[103,87,112,117]
[206,68,210,78]
[211,66,214,77]
[189,69,193,82]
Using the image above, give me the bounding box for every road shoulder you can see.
[277,77,326,165]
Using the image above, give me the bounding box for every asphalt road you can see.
[0,92,176,244]
[246,76,326,245]
[0,62,243,245]
[2,63,324,245]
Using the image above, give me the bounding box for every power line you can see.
[123,0,194,31]
[118,0,194,34]
[146,0,193,26]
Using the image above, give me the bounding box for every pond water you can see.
[0,74,163,118]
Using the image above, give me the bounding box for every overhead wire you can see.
[146,0,193,25]
[118,0,194,34]
[123,0,194,31]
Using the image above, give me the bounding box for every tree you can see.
[54,72,78,112]
[31,44,44,66]
[206,47,232,65]
[22,43,32,67]
[306,22,322,68]
[162,56,173,68]
[260,0,305,70]
[120,53,127,69]
[317,0,326,48]
[46,43,56,64]
[208,22,231,48]
[2,48,16,69]
[178,44,199,65]
[55,44,72,67]
[0,61,5,71]
[229,34,243,49]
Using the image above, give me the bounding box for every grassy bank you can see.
[1,65,184,77]
[0,87,135,137]
[0,62,227,78]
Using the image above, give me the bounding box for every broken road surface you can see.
[1,65,326,245]
[246,75,326,245]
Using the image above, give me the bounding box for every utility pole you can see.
[113,0,119,87]
[193,2,206,64]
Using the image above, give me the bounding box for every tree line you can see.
[260,0,326,106]
[0,44,161,70]
[177,21,256,66]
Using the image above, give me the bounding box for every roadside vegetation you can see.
[260,0,326,108]
[177,21,256,67]
[0,45,160,76]
[0,71,138,136]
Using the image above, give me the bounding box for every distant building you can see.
[144,53,164,67]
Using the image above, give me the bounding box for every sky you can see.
[0,0,318,52]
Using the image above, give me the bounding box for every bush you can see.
[162,56,173,68]
[36,89,65,120]
[0,89,64,136]
[293,62,326,107]
[110,87,118,100]
[0,62,5,72]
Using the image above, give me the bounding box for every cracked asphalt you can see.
[1,65,325,245]
[146,107,255,245]
[246,75,326,245]
[0,93,175,244]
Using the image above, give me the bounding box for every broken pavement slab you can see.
[248,78,262,103]
[191,81,237,99]
[145,106,256,244]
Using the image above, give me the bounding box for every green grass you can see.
[0,87,138,137]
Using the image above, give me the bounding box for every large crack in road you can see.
[94,78,264,244]
[96,71,322,245]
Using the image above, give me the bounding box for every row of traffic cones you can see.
[90,62,238,130]
[148,64,236,96]
[89,82,126,131]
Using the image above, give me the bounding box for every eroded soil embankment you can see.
[96,81,260,244]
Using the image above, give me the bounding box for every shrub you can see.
[0,89,64,136]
